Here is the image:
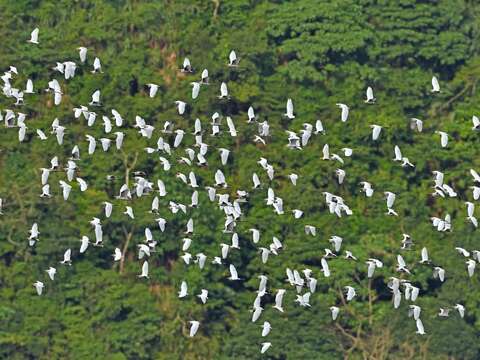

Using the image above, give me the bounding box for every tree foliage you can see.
[1,0,480,359]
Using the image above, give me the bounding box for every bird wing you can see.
[229,50,236,64]
[142,261,149,275]
[416,319,424,333]
[286,98,293,116]
[220,82,228,96]
[229,264,238,278]
[473,115,480,127]
[432,76,439,91]
[421,247,428,261]
[366,86,373,99]
[31,28,39,41]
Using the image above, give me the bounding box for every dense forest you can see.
[1,0,480,359]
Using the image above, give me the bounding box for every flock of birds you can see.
[1,28,480,354]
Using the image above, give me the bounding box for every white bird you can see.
[261,321,271,337]
[401,157,415,168]
[273,289,286,312]
[124,206,135,219]
[226,116,237,136]
[370,124,382,140]
[259,247,270,263]
[411,118,423,132]
[80,236,90,253]
[28,28,39,44]
[59,181,72,201]
[113,248,122,261]
[344,251,357,261]
[329,236,343,252]
[200,69,209,84]
[408,305,422,320]
[24,79,34,94]
[431,76,440,93]
[345,286,356,301]
[397,254,410,273]
[472,115,480,131]
[147,83,159,98]
[247,106,256,122]
[114,132,124,150]
[289,173,298,186]
[76,177,88,192]
[191,82,200,99]
[470,169,480,183]
[78,47,87,62]
[336,103,349,122]
[253,135,266,145]
[89,90,101,106]
[33,281,44,295]
[181,57,193,72]
[39,168,51,186]
[92,57,102,73]
[420,247,430,264]
[315,119,325,134]
[285,98,295,119]
[321,257,330,277]
[385,191,396,208]
[197,289,208,304]
[366,260,378,278]
[252,306,263,322]
[336,169,346,184]
[416,319,426,335]
[341,147,353,157]
[249,228,260,244]
[260,342,272,354]
[228,50,239,66]
[436,131,449,148]
[292,209,303,219]
[365,86,376,103]
[219,82,229,99]
[215,169,227,187]
[40,184,51,198]
[45,267,56,281]
[228,264,240,280]
[454,304,465,318]
[18,124,27,142]
[189,321,200,337]
[139,261,149,278]
[219,148,230,165]
[50,156,59,170]
[252,173,261,189]
[466,202,475,218]
[83,135,96,155]
[61,249,72,265]
[330,306,339,320]
[175,100,186,115]
[360,181,374,197]
[438,308,450,317]
[52,124,65,145]
[305,225,316,236]
[112,109,123,127]
[455,247,470,257]
[64,61,76,79]
[178,281,188,298]
[100,138,111,151]
[322,144,330,160]
[36,129,47,140]
[466,259,476,277]
[433,266,446,282]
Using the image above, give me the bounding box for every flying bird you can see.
[28,28,39,44]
